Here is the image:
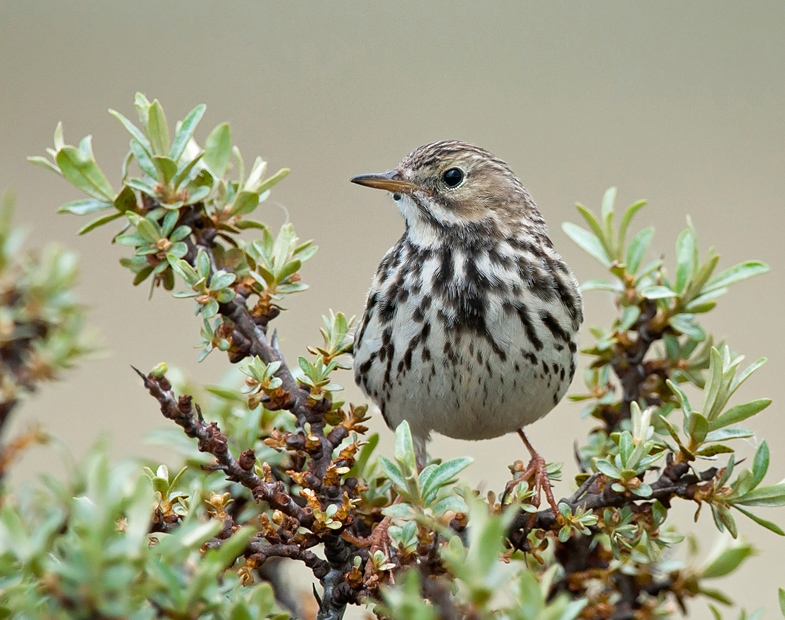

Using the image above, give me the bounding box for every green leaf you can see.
[153,156,178,185]
[562,222,610,267]
[255,167,291,195]
[704,428,754,442]
[688,412,709,444]
[170,103,206,161]
[674,227,696,294]
[710,398,771,431]
[147,99,170,156]
[169,225,192,242]
[109,108,153,154]
[685,253,720,300]
[666,379,693,416]
[57,198,113,215]
[422,457,473,501]
[236,219,268,230]
[27,155,61,175]
[173,152,205,188]
[433,495,468,516]
[230,190,260,216]
[701,588,733,606]
[618,305,641,331]
[56,146,114,201]
[659,415,685,447]
[626,226,655,274]
[131,265,154,285]
[243,156,268,191]
[640,285,676,299]
[382,502,415,519]
[131,215,162,243]
[581,278,619,292]
[600,186,617,243]
[114,185,138,212]
[617,199,647,252]
[126,177,158,197]
[735,483,785,508]
[349,433,378,478]
[130,138,158,178]
[393,421,417,478]
[78,212,122,235]
[210,270,236,290]
[202,298,219,318]
[204,385,245,403]
[718,505,738,538]
[618,432,633,466]
[695,444,735,457]
[52,120,65,150]
[575,202,606,249]
[779,587,785,615]
[729,357,767,398]
[595,459,621,479]
[633,482,652,497]
[378,456,406,492]
[702,348,724,421]
[703,260,769,293]
[115,232,146,246]
[751,441,769,489]
[204,123,232,177]
[184,185,211,205]
[668,314,706,341]
[701,543,754,578]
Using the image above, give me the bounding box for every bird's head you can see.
[351,140,545,247]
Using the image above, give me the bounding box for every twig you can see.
[512,459,699,533]
[133,367,314,528]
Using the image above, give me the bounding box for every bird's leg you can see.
[503,429,559,515]
[343,496,401,572]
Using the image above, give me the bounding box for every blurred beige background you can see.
[1,2,784,617]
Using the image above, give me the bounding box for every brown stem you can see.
[133,367,314,528]
[510,457,700,534]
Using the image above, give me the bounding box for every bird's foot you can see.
[342,516,391,554]
[502,455,559,515]
[525,452,559,515]
[503,429,560,516]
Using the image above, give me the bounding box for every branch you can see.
[511,458,703,533]
[220,297,335,480]
[133,367,314,528]
[246,541,331,579]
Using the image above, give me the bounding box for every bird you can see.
[350,141,583,511]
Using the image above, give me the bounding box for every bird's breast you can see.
[353,236,582,440]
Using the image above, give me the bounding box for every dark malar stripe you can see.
[434,246,454,291]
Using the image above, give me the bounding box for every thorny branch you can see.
[134,367,315,528]
[511,457,711,534]
[136,366,364,619]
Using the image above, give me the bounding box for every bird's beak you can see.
[350,170,420,195]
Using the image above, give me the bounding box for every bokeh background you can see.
[1,2,783,617]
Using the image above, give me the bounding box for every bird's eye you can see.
[442,167,464,188]
[392,192,402,201]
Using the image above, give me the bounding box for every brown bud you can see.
[238,449,256,471]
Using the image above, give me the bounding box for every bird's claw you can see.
[502,454,559,516]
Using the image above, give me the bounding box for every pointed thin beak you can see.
[350,170,420,195]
